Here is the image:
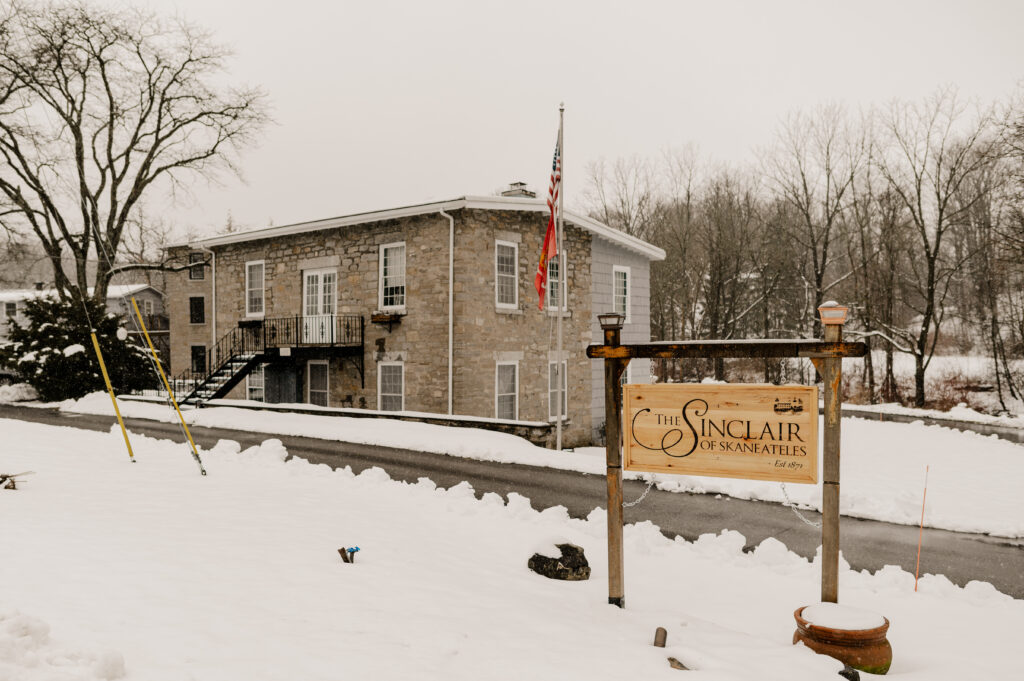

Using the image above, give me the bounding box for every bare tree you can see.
[584,155,660,240]
[692,170,758,380]
[763,103,865,337]
[875,88,1001,406]
[0,1,267,306]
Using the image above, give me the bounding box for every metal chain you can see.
[623,475,658,508]
[780,482,822,528]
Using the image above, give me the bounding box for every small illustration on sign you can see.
[773,397,804,414]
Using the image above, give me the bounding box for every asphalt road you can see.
[3,403,1021,599]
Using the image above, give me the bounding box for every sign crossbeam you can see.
[587,340,867,360]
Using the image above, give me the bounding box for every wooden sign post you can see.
[588,306,863,609]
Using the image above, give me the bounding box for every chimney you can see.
[501,182,536,198]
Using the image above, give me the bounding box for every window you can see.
[189,297,205,324]
[4,302,15,318]
[620,363,631,387]
[308,360,329,407]
[246,365,265,402]
[143,299,154,316]
[613,266,630,322]
[495,361,518,420]
[495,241,518,308]
[190,345,206,374]
[246,260,265,317]
[548,360,567,420]
[379,242,406,310]
[546,254,567,310]
[378,362,404,411]
[188,252,205,280]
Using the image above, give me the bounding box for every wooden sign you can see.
[623,384,818,484]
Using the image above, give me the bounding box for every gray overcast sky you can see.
[131,0,1023,237]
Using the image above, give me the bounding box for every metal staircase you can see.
[170,315,363,406]
[183,352,264,404]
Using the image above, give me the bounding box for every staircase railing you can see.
[167,314,363,400]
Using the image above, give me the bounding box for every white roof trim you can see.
[188,195,666,261]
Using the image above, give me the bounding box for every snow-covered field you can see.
[47,392,1024,538]
[842,352,1024,416]
[2,418,1022,680]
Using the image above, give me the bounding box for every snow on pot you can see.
[793,603,892,675]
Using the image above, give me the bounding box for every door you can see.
[308,360,329,407]
[302,269,337,343]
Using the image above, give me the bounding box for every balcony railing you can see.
[160,314,364,403]
[259,314,363,349]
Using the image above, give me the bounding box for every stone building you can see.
[165,194,664,446]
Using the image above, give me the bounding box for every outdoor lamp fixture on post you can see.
[598,312,625,329]
[816,300,847,605]
[817,301,849,327]
[598,312,625,340]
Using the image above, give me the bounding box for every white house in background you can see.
[0,284,166,344]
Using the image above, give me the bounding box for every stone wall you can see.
[165,246,214,376]
[211,212,452,412]
[452,209,593,446]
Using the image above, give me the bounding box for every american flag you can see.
[534,139,561,309]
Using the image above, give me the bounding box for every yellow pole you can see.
[90,331,135,462]
[131,297,206,475]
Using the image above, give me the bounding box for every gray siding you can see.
[589,236,654,442]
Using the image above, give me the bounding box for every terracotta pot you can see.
[793,606,892,675]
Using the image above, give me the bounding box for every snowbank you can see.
[0,383,37,403]
[1,418,1021,680]
[58,392,1024,538]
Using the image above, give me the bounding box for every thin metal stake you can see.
[131,298,206,476]
[90,331,135,462]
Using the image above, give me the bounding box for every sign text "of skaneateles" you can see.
[623,384,819,484]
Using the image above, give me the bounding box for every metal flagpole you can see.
[556,102,565,451]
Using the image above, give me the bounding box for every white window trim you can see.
[188,295,206,326]
[378,242,407,312]
[494,240,519,310]
[246,364,265,402]
[613,265,631,323]
[307,359,329,407]
[377,360,405,412]
[495,361,519,421]
[620,362,631,386]
[545,252,568,311]
[245,259,265,318]
[548,360,568,422]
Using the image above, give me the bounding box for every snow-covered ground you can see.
[1,418,1021,680]
[43,392,1024,538]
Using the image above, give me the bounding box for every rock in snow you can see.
[528,543,591,581]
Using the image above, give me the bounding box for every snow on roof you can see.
[186,195,667,261]
[0,284,157,303]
